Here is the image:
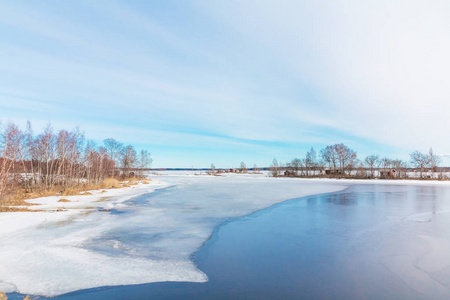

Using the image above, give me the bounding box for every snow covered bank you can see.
[0,179,172,295]
[0,174,347,296]
[149,170,450,186]
[296,177,450,187]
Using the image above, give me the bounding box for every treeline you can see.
[270,143,443,179]
[0,121,152,201]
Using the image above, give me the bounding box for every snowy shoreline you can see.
[0,179,171,295]
[275,176,450,186]
[2,174,450,296]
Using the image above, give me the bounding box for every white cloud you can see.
[195,0,450,152]
[2,0,450,166]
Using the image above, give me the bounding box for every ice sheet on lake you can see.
[0,175,347,296]
[376,209,450,298]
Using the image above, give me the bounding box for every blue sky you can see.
[1,0,450,168]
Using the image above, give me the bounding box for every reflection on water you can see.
[184,184,450,300]
[20,184,450,300]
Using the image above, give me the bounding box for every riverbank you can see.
[0,178,153,212]
[0,177,166,233]
[0,178,170,294]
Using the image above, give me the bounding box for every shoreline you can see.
[150,170,450,185]
[266,175,450,186]
[0,178,166,213]
[0,177,172,296]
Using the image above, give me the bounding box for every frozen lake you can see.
[5,176,450,299]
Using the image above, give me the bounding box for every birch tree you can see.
[270,158,280,177]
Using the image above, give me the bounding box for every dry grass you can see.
[1,195,37,207]
[101,178,120,189]
[1,184,98,211]
[120,177,142,186]
[60,186,96,196]
[0,206,34,212]
[124,177,140,182]
[1,177,153,212]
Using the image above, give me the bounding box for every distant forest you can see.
[267,144,442,179]
[206,144,443,180]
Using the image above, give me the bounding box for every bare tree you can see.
[25,121,35,187]
[320,145,338,174]
[356,161,367,178]
[306,147,318,175]
[240,161,247,173]
[0,121,151,203]
[33,124,54,188]
[392,159,407,178]
[0,123,16,199]
[103,138,123,176]
[380,157,391,170]
[120,145,137,178]
[316,159,325,175]
[334,143,357,175]
[364,154,379,178]
[410,151,429,178]
[137,150,153,177]
[289,158,301,176]
[270,158,280,177]
[428,147,441,173]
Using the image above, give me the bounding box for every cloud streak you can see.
[1,0,449,167]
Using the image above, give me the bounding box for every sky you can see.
[1,0,450,168]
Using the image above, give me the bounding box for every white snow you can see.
[3,173,450,296]
[0,174,348,296]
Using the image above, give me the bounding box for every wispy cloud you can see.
[1,0,448,167]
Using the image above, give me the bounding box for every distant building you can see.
[380,169,396,179]
[325,169,341,175]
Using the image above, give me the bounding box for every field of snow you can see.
[0,173,347,296]
[3,172,450,297]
